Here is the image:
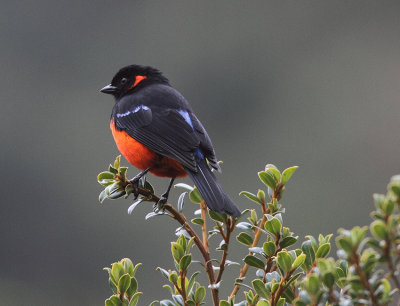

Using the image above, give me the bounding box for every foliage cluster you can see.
[99,157,400,305]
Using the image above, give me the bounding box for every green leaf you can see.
[174,183,194,191]
[117,273,131,295]
[236,232,254,246]
[306,274,320,295]
[132,263,141,276]
[124,184,133,198]
[209,210,226,222]
[106,295,122,306]
[172,295,184,306]
[187,271,200,295]
[119,167,127,177]
[370,220,387,239]
[240,191,262,204]
[315,243,331,258]
[99,190,108,203]
[179,254,192,272]
[219,301,231,306]
[266,168,281,183]
[276,298,285,306]
[244,255,265,269]
[127,199,143,214]
[286,272,303,287]
[109,165,118,174]
[177,192,187,213]
[292,254,306,270]
[256,301,270,306]
[264,218,281,236]
[143,180,154,194]
[98,171,115,181]
[194,286,206,303]
[249,247,264,255]
[257,189,266,202]
[171,243,184,263]
[156,267,169,280]
[169,272,178,283]
[263,241,276,256]
[281,166,298,185]
[217,239,228,251]
[277,251,293,273]
[302,241,316,267]
[113,155,121,169]
[107,277,118,294]
[186,237,195,253]
[279,236,297,248]
[177,234,187,251]
[111,262,124,285]
[191,218,204,225]
[258,171,277,189]
[373,193,385,209]
[128,292,142,306]
[121,258,134,275]
[126,277,138,298]
[252,279,269,299]
[336,237,353,255]
[189,187,203,203]
[383,199,395,215]
[108,186,126,199]
[322,272,335,288]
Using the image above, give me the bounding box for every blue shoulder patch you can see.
[178,109,194,129]
[116,105,150,118]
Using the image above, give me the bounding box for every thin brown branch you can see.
[230,201,269,298]
[216,218,235,284]
[271,269,294,306]
[200,200,209,253]
[130,185,219,305]
[180,270,187,303]
[352,253,379,306]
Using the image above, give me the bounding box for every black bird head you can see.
[100,65,170,99]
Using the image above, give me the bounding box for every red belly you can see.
[110,121,187,178]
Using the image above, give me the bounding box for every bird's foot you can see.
[129,168,151,200]
[153,194,168,213]
[129,177,140,200]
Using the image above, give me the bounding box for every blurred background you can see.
[1,1,400,305]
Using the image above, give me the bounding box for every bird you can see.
[100,65,241,217]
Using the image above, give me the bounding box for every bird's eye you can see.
[120,78,128,85]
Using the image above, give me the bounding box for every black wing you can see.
[113,85,218,173]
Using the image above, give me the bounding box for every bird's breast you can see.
[110,120,187,178]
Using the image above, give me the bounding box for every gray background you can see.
[1,1,400,305]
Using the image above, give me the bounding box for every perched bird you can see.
[101,65,241,217]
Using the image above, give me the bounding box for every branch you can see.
[352,253,379,305]
[230,201,269,298]
[132,185,220,305]
[200,200,209,253]
[216,217,235,284]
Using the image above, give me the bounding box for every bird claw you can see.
[153,196,168,213]
[129,177,140,199]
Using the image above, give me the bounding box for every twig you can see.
[130,185,220,305]
[352,253,379,306]
[230,201,269,298]
[200,200,209,253]
[271,269,294,306]
[216,218,235,284]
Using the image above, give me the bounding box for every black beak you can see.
[100,84,118,94]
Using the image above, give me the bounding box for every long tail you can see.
[185,157,241,217]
